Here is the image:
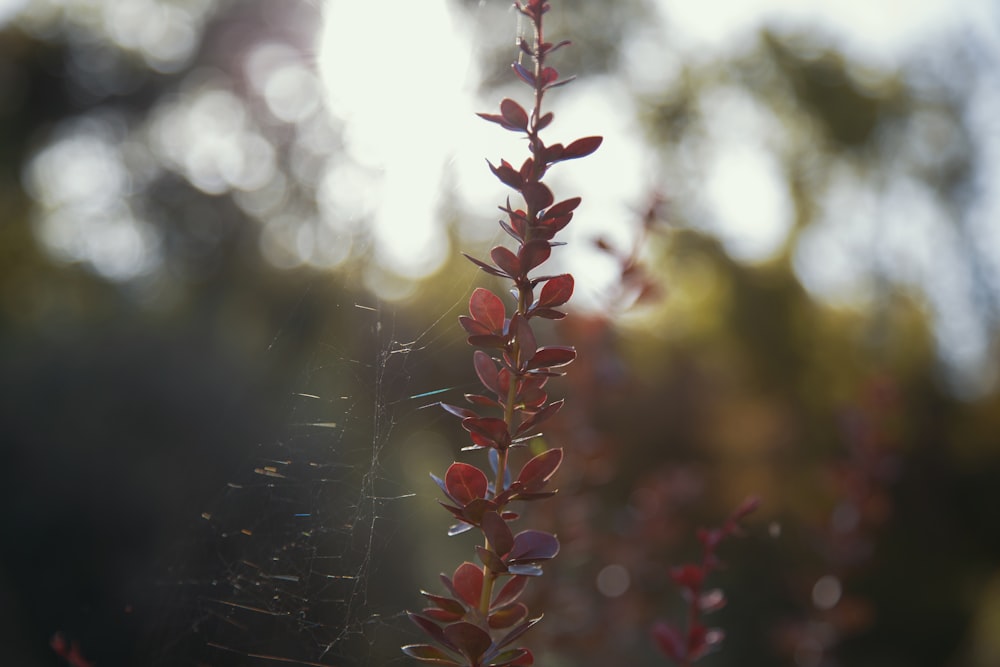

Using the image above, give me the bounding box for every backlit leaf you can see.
[409,612,450,647]
[423,607,464,623]
[529,307,566,320]
[538,274,573,308]
[463,253,510,278]
[543,197,582,220]
[443,622,492,663]
[521,182,554,212]
[401,644,461,665]
[489,602,528,629]
[473,350,501,394]
[445,462,488,505]
[500,98,528,130]
[488,647,533,666]
[512,62,535,85]
[514,447,562,490]
[508,530,559,563]
[494,615,542,650]
[440,403,478,420]
[515,399,563,436]
[560,136,603,160]
[492,575,529,609]
[525,346,576,371]
[468,334,509,349]
[489,159,524,190]
[518,240,551,273]
[476,545,509,574]
[452,562,484,608]
[510,314,537,364]
[459,315,492,336]
[491,246,520,277]
[462,417,510,449]
[481,510,514,556]
[470,287,506,333]
[500,98,529,130]
[421,591,467,616]
[651,621,685,662]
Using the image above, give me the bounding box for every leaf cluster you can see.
[404,1,601,665]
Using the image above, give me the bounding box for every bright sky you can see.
[318,0,993,269]
[317,0,998,393]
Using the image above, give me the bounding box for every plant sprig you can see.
[403,2,601,665]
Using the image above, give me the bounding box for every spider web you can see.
[144,282,478,667]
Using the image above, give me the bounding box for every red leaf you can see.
[515,448,562,490]
[490,647,534,666]
[521,182,554,212]
[525,346,576,371]
[470,287,506,333]
[468,334,509,349]
[497,369,511,392]
[543,197,582,220]
[651,621,685,662]
[491,246,521,277]
[535,112,554,131]
[538,274,573,308]
[489,602,528,629]
[688,623,715,660]
[443,622,492,663]
[461,497,497,525]
[462,417,510,449]
[476,112,522,132]
[539,66,558,86]
[541,39,572,55]
[508,530,559,563]
[560,136,603,160]
[519,157,534,181]
[529,307,566,320]
[510,314,537,364]
[481,510,514,556]
[401,644,461,665]
[699,588,727,612]
[440,402,478,420]
[541,143,564,163]
[445,462,488,505]
[516,399,563,436]
[518,240,551,273]
[473,350,501,394]
[489,160,524,190]
[537,214,571,237]
[476,112,507,126]
[512,62,535,86]
[465,393,499,408]
[423,607,464,623]
[670,564,705,590]
[494,615,542,650]
[452,562,484,607]
[476,545,509,574]
[459,315,492,336]
[409,612,450,647]
[421,591,467,615]
[492,575,529,609]
[463,252,510,278]
[502,99,529,131]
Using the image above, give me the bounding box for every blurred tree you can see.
[1,1,999,666]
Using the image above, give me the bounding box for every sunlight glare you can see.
[318,0,478,280]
